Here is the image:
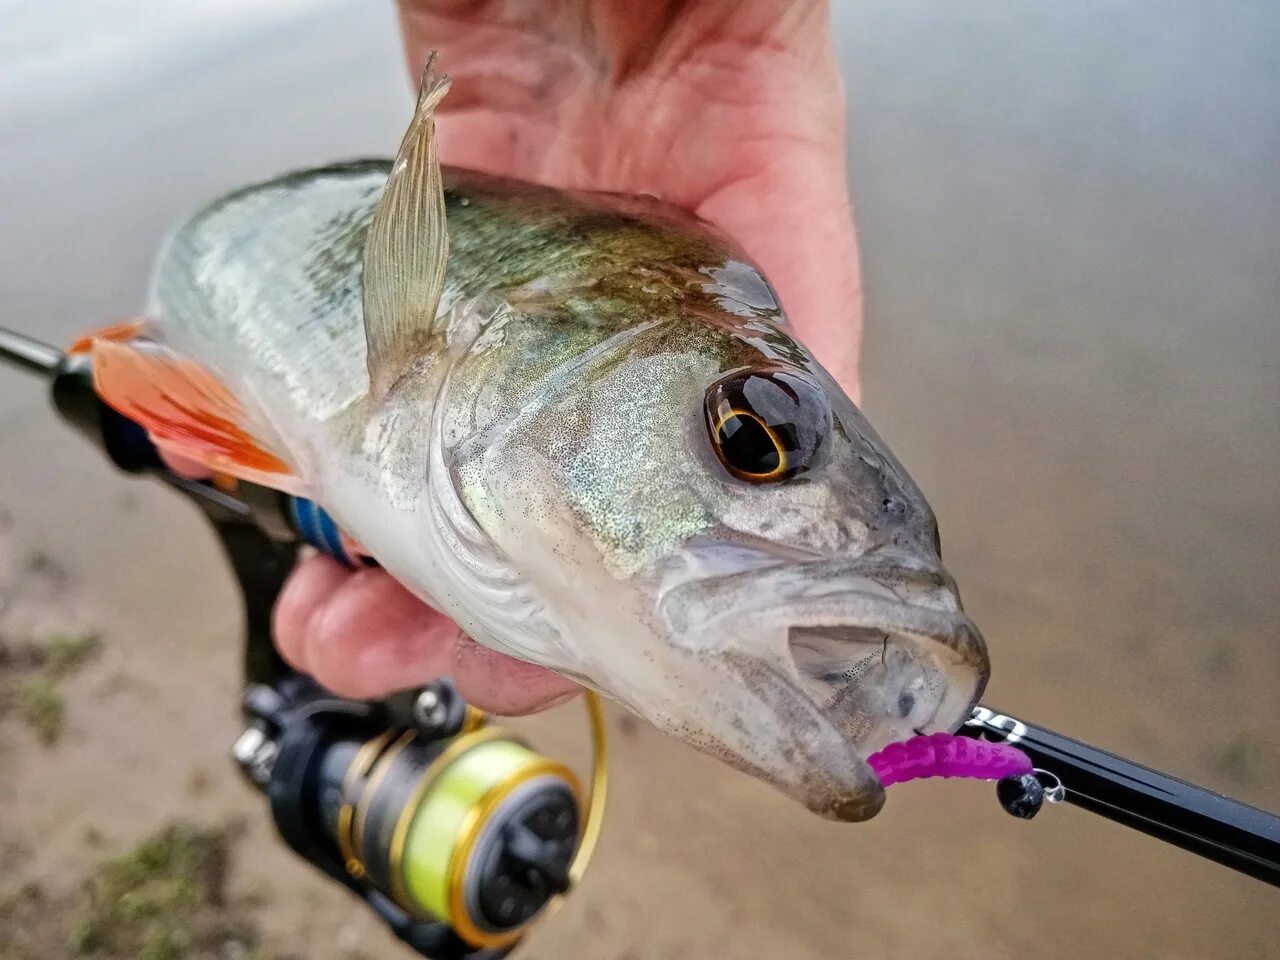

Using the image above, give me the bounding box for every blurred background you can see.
[0,1,1276,958]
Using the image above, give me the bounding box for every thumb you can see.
[697,150,863,403]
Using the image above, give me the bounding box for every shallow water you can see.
[1,2,1275,957]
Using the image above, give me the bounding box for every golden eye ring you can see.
[712,408,788,481]
[705,368,830,484]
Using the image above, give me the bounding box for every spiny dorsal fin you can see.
[362,52,453,398]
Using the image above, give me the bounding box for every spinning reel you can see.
[236,673,606,956]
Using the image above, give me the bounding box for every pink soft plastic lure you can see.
[866,732,1032,787]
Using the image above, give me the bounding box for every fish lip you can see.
[660,542,989,668]
[674,538,963,611]
[788,551,963,609]
[717,650,888,821]
[741,561,989,669]
[842,553,961,598]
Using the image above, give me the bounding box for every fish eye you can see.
[704,368,831,483]
[897,690,916,717]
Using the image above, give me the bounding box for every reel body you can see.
[240,676,588,953]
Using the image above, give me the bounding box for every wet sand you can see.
[1,2,1276,957]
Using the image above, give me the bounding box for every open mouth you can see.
[652,543,989,812]
[787,624,969,759]
[771,560,988,767]
[657,546,989,755]
[782,554,989,763]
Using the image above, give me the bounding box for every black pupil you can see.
[705,368,830,483]
[718,414,781,476]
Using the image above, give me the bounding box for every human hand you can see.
[278,0,862,712]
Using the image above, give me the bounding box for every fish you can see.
[82,59,988,822]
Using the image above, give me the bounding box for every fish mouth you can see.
[771,559,989,756]
[772,569,988,815]
[786,616,984,749]
[655,547,989,820]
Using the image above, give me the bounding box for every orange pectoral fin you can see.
[88,335,307,496]
[67,318,145,356]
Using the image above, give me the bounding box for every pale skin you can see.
[189,0,863,714]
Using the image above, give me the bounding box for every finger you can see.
[452,635,581,715]
[276,559,581,712]
[689,31,864,401]
[698,150,863,404]
[273,554,352,672]
[301,568,462,700]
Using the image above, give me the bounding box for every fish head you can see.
[644,355,990,821]
[451,261,988,822]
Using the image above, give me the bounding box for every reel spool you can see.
[330,723,594,947]
[254,679,608,952]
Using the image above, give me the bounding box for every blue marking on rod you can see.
[289,497,354,568]
[315,508,350,567]
[289,497,318,549]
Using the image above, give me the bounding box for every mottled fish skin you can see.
[147,158,988,822]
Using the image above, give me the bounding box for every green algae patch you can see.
[67,823,259,960]
[15,673,63,745]
[0,630,101,745]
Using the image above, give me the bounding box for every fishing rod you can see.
[957,707,1279,886]
[2,324,1277,934]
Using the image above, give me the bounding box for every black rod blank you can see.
[961,705,1280,888]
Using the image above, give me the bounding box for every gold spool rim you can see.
[446,691,609,949]
[351,728,417,871]
[445,757,582,949]
[337,727,398,878]
[569,691,609,886]
[386,725,510,912]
